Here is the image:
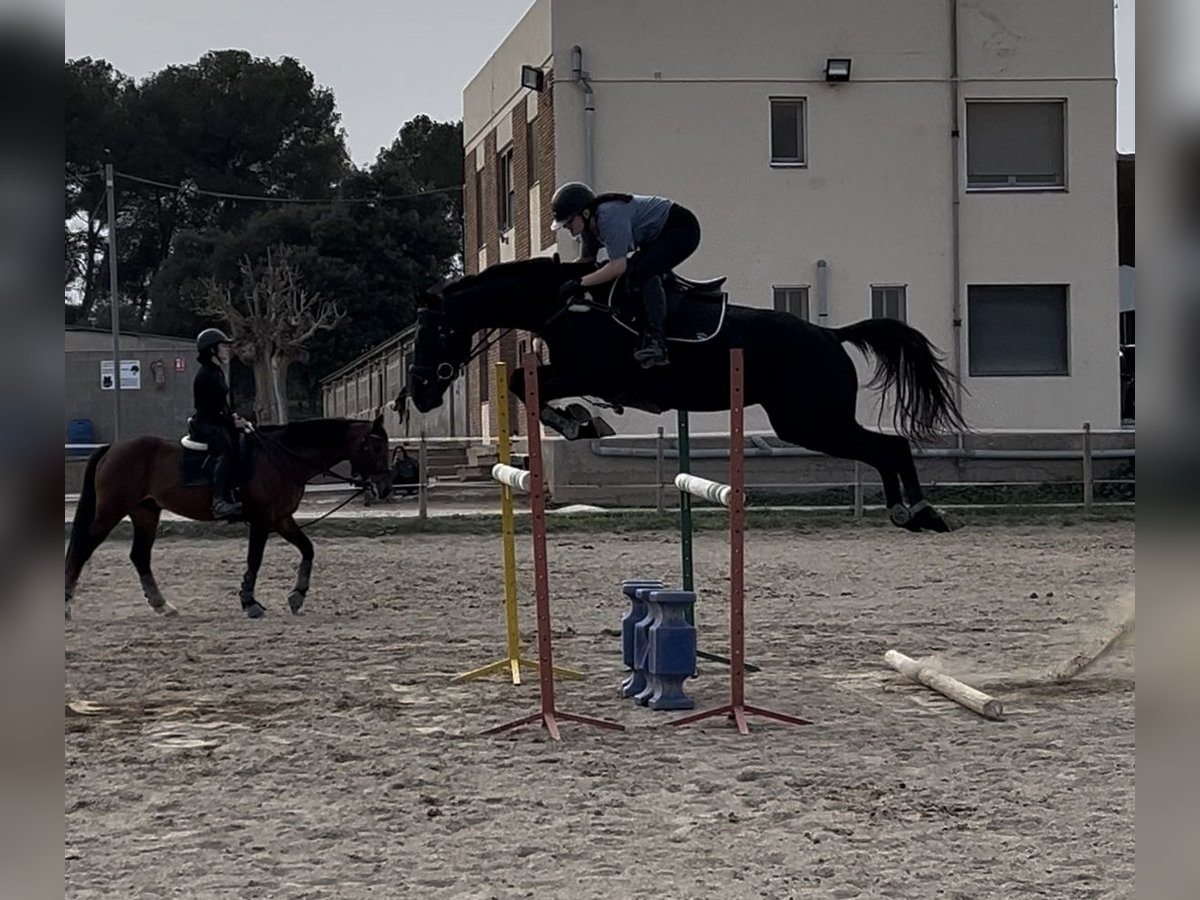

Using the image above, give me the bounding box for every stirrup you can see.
[633,340,669,367]
[212,499,243,520]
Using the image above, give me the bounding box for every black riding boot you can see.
[633,276,670,368]
[210,449,243,520]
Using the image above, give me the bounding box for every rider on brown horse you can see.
[190,328,248,520]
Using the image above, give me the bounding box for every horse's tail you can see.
[833,319,968,441]
[66,444,110,564]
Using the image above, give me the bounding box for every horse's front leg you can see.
[509,364,617,440]
[276,515,314,615]
[239,523,269,619]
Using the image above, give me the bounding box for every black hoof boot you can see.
[909,501,961,533]
[889,504,923,533]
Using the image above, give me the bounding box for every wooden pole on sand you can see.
[884,649,1005,720]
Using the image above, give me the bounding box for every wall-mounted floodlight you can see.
[521,65,545,92]
[824,58,852,82]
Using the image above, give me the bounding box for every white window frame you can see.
[772,285,810,320]
[768,97,807,167]
[967,284,1071,377]
[871,284,907,323]
[965,99,1068,192]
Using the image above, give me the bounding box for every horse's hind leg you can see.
[766,407,906,513]
[811,424,958,533]
[128,502,177,616]
[276,516,314,615]
[64,509,125,619]
[891,443,959,533]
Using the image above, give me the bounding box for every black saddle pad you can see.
[595,272,728,343]
[178,447,214,487]
[177,433,255,489]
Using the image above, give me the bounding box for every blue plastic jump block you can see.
[632,586,663,705]
[646,590,697,710]
[620,579,663,698]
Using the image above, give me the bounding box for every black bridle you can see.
[248,424,391,495]
[408,300,574,395]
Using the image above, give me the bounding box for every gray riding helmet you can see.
[196,327,233,353]
[550,181,596,229]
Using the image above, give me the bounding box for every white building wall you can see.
[468,0,1120,434]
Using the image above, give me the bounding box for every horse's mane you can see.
[440,257,570,298]
[258,418,359,448]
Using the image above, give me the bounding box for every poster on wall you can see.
[100,360,142,390]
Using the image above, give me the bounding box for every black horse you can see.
[408,257,967,533]
[65,416,394,619]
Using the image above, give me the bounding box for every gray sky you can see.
[65,0,538,166]
[67,0,1135,165]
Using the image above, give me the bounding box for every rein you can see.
[432,299,576,382]
[246,425,381,491]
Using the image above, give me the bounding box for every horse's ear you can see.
[552,252,561,264]
[419,285,444,309]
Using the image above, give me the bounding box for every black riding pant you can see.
[628,204,701,341]
[628,204,702,287]
[193,422,237,502]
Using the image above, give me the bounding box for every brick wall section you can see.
[466,132,500,435]
[482,131,500,265]
[513,106,532,260]
[463,153,478,270]
[538,72,557,252]
[464,77,556,437]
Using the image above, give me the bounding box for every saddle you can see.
[580,270,729,344]
[178,418,252,488]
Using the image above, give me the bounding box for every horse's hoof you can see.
[939,513,964,533]
[889,504,921,532]
[288,592,306,615]
[64,603,72,622]
[591,415,616,438]
[540,407,581,440]
[155,603,180,618]
[910,504,959,534]
[244,602,266,619]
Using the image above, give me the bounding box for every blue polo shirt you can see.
[580,194,673,261]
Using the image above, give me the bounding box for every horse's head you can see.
[408,290,473,413]
[348,414,394,500]
[408,259,593,412]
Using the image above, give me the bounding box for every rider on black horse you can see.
[191,328,249,520]
[551,182,702,369]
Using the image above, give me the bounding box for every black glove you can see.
[558,278,584,302]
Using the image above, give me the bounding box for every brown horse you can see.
[65,416,393,620]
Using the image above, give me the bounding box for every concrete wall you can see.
[65,329,197,443]
[541,428,1135,507]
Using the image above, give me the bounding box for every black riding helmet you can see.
[550,181,596,229]
[196,327,232,354]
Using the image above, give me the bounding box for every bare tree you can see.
[198,246,343,424]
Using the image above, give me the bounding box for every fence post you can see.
[418,431,429,520]
[1082,422,1093,514]
[853,461,864,519]
[655,426,665,514]
[678,411,694,600]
